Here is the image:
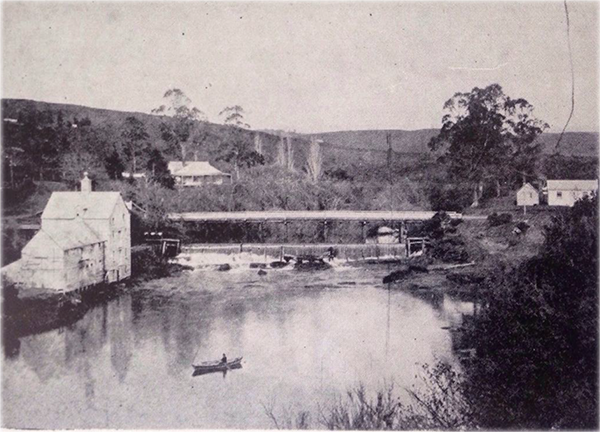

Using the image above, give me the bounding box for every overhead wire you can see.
[555,0,575,152]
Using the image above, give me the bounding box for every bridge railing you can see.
[168,210,462,222]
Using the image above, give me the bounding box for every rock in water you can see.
[294,260,332,271]
[249,263,267,269]
[217,264,232,272]
[408,263,429,273]
[270,261,288,269]
[258,269,267,276]
[382,265,411,284]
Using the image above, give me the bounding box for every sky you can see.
[2,1,598,133]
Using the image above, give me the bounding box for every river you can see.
[2,252,473,429]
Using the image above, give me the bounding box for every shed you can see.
[516,183,539,206]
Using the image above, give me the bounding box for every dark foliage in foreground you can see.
[467,193,598,429]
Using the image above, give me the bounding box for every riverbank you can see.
[2,246,191,347]
[381,209,551,301]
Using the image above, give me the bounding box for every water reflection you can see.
[3,263,471,429]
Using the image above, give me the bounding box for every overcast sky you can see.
[2,1,598,133]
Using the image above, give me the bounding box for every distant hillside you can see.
[3,98,596,174]
[1,98,313,170]
[307,129,599,157]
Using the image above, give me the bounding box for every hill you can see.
[1,98,314,174]
[4,99,597,164]
[306,129,599,157]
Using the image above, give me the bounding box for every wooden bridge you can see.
[167,210,462,222]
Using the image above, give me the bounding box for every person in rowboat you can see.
[221,353,227,364]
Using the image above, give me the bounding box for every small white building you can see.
[168,161,231,187]
[3,173,131,291]
[122,172,146,179]
[546,180,598,207]
[516,183,539,206]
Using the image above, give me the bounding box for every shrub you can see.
[487,212,513,227]
[430,236,470,263]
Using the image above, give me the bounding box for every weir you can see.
[182,243,407,261]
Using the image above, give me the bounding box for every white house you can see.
[4,173,131,291]
[168,161,231,187]
[516,183,539,206]
[546,180,598,207]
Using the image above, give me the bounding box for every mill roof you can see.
[42,191,123,220]
[168,161,230,177]
[546,180,599,191]
[29,220,104,251]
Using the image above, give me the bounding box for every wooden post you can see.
[259,222,264,243]
[284,221,289,243]
[361,221,367,243]
[323,220,328,242]
[400,221,406,243]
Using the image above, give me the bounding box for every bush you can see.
[487,212,513,227]
[430,236,470,263]
[515,221,530,234]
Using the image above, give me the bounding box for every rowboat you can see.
[192,357,243,373]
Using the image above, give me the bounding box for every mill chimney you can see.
[81,172,92,192]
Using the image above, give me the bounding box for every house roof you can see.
[546,180,599,191]
[518,183,538,193]
[168,161,230,177]
[42,192,123,220]
[27,220,104,252]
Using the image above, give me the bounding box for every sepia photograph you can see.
[1,1,598,429]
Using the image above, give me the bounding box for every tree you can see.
[146,148,175,189]
[60,151,109,187]
[216,136,265,180]
[276,135,286,167]
[285,135,295,171]
[217,105,263,179]
[2,146,25,187]
[104,149,125,180]
[429,84,547,206]
[254,133,264,156]
[305,137,323,182]
[219,105,250,128]
[120,116,150,175]
[153,89,206,163]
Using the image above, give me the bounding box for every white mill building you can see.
[4,174,131,291]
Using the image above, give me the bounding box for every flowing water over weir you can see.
[182,243,407,262]
[3,249,472,429]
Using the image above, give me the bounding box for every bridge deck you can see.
[168,210,462,222]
